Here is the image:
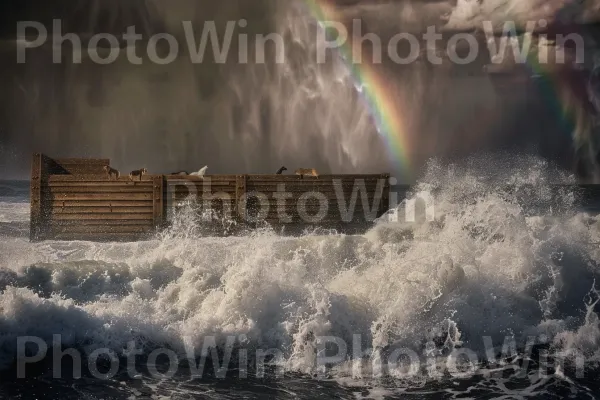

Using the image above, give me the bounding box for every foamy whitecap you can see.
[0,158,599,390]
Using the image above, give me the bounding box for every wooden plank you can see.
[51,220,155,226]
[166,184,236,191]
[245,174,389,182]
[30,153,43,241]
[48,175,154,182]
[164,198,385,206]
[47,193,153,201]
[246,179,388,185]
[153,175,164,228]
[48,187,153,193]
[47,181,153,187]
[51,233,151,242]
[52,213,153,221]
[168,179,388,187]
[196,191,386,198]
[175,189,387,198]
[51,200,152,207]
[166,191,237,199]
[168,204,386,219]
[167,197,237,204]
[47,174,387,183]
[166,176,238,182]
[167,202,236,210]
[247,179,386,186]
[49,185,387,195]
[167,185,236,191]
[170,192,387,201]
[236,175,247,220]
[49,225,154,234]
[167,205,236,214]
[243,202,387,211]
[53,206,154,214]
[166,181,235,187]
[245,186,387,193]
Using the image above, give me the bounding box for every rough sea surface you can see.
[1,159,600,399]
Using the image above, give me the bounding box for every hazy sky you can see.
[1,1,600,180]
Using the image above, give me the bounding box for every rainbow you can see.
[303,1,599,178]
[524,35,597,167]
[304,0,411,176]
[526,42,579,143]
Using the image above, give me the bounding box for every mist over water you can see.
[3,0,389,177]
[1,0,599,180]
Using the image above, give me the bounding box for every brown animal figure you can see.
[103,165,120,180]
[295,168,319,179]
[129,168,148,181]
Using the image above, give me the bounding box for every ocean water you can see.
[1,160,600,399]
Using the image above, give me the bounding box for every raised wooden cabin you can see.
[30,154,393,241]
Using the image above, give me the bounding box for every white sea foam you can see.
[0,201,28,224]
[0,159,599,387]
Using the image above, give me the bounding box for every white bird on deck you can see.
[191,166,208,177]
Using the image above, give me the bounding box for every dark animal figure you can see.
[129,168,148,181]
[103,165,120,180]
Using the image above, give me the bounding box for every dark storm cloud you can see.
[330,0,600,33]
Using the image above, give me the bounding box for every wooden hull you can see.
[30,154,392,241]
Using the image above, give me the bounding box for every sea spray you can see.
[0,158,599,387]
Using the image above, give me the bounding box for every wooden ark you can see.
[30,154,393,242]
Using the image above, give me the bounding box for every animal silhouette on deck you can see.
[103,165,120,180]
[170,171,189,176]
[129,168,147,181]
[295,168,319,179]
[276,166,287,175]
[191,166,208,177]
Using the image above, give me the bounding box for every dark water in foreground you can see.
[1,352,599,399]
[1,167,600,399]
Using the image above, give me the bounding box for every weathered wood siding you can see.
[29,154,44,241]
[31,154,392,241]
[44,176,158,241]
[166,174,391,234]
[31,154,162,241]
